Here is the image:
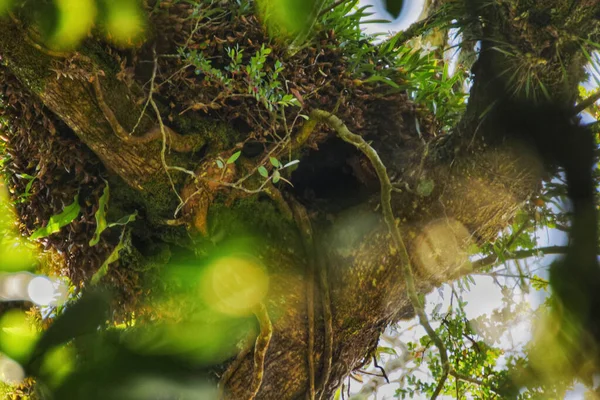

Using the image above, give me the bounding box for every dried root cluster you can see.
[0,69,142,309]
[118,0,436,151]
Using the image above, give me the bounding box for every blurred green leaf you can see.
[39,344,76,388]
[257,0,316,38]
[49,0,97,49]
[0,310,40,363]
[102,0,145,47]
[27,290,110,371]
[30,195,80,240]
[0,0,13,15]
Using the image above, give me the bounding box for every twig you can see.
[305,109,450,400]
[131,45,158,135]
[247,302,273,400]
[149,95,185,210]
[372,355,390,384]
[449,370,501,395]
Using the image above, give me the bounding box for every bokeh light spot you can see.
[201,256,269,316]
[104,1,145,47]
[0,310,39,362]
[50,0,97,49]
[27,276,56,306]
[40,344,75,388]
[0,354,24,385]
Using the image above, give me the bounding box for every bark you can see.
[0,0,599,399]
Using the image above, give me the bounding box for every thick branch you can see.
[472,246,570,270]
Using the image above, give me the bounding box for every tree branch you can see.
[574,90,600,115]
[472,246,570,271]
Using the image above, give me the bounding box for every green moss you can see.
[207,194,299,248]
[0,23,52,94]
[174,112,239,151]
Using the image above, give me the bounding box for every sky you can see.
[359,0,427,36]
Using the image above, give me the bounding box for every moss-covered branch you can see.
[305,109,450,399]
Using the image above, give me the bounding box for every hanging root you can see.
[304,109,450,400]
[316,242,334,400]
[91,73,204,153]
[288,197,317,400]
[288,195,335,400]
[217,303,272,400]
[218,332,255,399]
[247,302,273,400]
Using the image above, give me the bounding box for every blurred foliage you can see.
[7,0,145,49]
[256,0,317,39]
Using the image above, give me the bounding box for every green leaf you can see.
[17,173,37,201]
[269,157,281,168]
[272,170,281,184]
[227,151,241,164]
[107,211,137,228]
[89,182,110,246]
[376,346,397,356]
[31,195,81,240]
[258,166,269,178]
[216,159,225,169]
[91,230,128,285]
[363,75,401,89]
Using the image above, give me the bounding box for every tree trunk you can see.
[1,0,598,398]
